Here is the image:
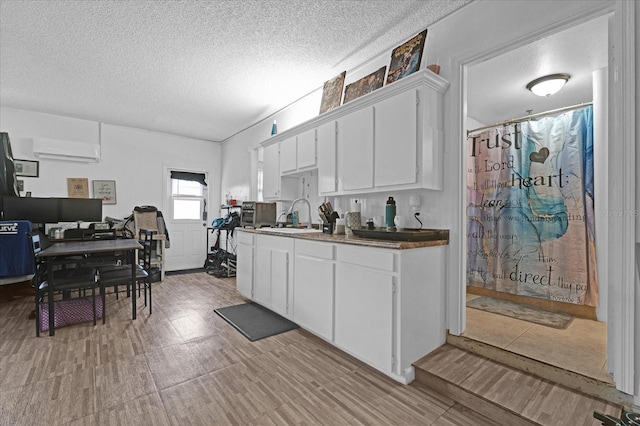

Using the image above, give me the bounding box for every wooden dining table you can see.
[36,238,143,335]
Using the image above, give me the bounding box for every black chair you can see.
[29,231,99,336]
[97,229,154,320]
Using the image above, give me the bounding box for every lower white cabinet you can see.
[236,230,447,384]
[293,240,334,341]
[335,262,394,372]
[253,234,294,318]
[235,231,254,299]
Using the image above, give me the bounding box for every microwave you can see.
[241,201,277,228]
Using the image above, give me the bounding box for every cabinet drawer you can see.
[337,245,395,272]
[295,239,333,259]
[236,230,254,245]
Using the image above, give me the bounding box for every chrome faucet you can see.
[287,197,313,228]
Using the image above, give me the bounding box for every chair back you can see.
[28,231,49,287]
[138,229,155,271]
[28,230,51,258]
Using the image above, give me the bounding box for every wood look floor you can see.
[0,273,494,426]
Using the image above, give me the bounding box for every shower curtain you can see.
[466,105,597,306]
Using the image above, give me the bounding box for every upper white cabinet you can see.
[262,143,280,200]
[317,121,337,195]
[337,106,374,191]
[280,130,316,175]
[260,69,448,196]
[297,128,317,170]
[262,142,298,201]
[374,89,418,187]
[279,136,297,174]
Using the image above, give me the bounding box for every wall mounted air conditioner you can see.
[33,137,101,163]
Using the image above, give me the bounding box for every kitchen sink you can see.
[351,227,449,242]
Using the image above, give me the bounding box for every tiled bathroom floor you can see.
[463,294,612,384]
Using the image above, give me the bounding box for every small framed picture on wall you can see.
[92,180,117,204]
[14,159,39,177]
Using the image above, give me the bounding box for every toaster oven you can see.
[241,201,277,228]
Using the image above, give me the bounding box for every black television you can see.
[1,196,60,223]
[57,198,103,223]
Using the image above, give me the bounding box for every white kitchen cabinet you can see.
[317,121,337,195]
[293,239,334,341]
[281,130,316,175]
[335,261,394,372]
[337,106,374,191]
[260,70,448,197]
[280,136,297,174]
[235,230,254,299]
[296,128,316,170]
[254,234,294,318]
[254,244,271,306]
[240,229,448,384]
[262,142,298,201]
[374,89,418,187]
[262,143,280,200]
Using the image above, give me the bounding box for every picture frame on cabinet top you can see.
[343,66,386,104]
[386,29,428,85]
[319,71,346,114]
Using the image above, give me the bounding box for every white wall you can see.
[0,106,221,227]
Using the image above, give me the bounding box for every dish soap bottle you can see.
[385,197,396,229]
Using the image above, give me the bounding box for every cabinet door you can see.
[269,249,289,316]
[254,245,271,306]
[297,128,316,169]
[263,143,280,200]
[236,242,253,299]
[280,137,297,174]
[317,121,337,195]
[294,254,333,340]
[338,107,374,191]
[374,89,418,187]
[335,263,393,372]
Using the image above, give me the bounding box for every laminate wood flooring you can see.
[1,273,492,426]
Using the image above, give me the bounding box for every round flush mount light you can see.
[526,73,570,97]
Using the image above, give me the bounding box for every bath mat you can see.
[467,297,573,329]
[214,302,298,341]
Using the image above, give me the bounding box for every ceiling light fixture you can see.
[526,73,570,97]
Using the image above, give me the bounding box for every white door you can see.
[163,166,209,272]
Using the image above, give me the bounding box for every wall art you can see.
[14,159,39,177]
[319,71,346,114]
[67,177,89,198]
[386,29,428,85]
[343,66,386,104]
[92,180,117,204]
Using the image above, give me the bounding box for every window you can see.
[256,147,264,201]
[170,171,207,221]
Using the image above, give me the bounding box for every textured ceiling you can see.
[0,0,471,142]
[467,14,608,128]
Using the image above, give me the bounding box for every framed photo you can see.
[92,180,117,205]
[319,71,346,114]
[67,177,90,198]
[386,29,428,85]
[343,66,386,104]
[14,159,39,177]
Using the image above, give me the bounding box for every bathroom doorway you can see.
[461,10,623,389]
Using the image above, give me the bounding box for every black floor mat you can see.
[214,302,298,341]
